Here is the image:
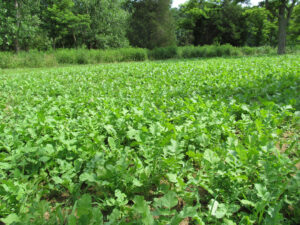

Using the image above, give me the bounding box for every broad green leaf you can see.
[203,149,220,164]
[166,173,177,183]
[80,172,96,183]
[115,189,128,206]
[91,208,103,225]
[224,219,237,225]
[133,196,154,225]
[209,199,227,219]
[1,214,20,225]
[108,137,116,150]
[255,183,270,200]
[160,191,178,209]
[52,176,63,184]
[133,178,143,187]
[77,194,92,217]
[0,162,11,169]
[240,199,256,207]
[67,215,77,225]
[107,208,121,222]
[179,206,198,218]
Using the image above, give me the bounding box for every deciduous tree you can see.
[126,0,176,49]
[243,7,277,46]
[264,0,298,54]
[43,0,89,48]
[75,0,129,49]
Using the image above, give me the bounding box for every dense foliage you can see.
[0,55,299,224]
[126,0,176,49]
[0,0,129,51]
[174,0,299,48]
[0,0,299,52]
[288,4,300,43]
[174,0,248,46]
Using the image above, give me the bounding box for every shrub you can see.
[205,45,218,57]
[101,49,121,63]
[74,49,90,64]
[241,46,256,55]
[180,46,206,58]
[0,45,281,69]
[216,45,225,56]
[216,44,235,56]
[180,45,235,58]
[0,51,54,68]
[148,46,178,60]
[89,50,103,63]
[0,52,14,68]
[42,54,58,67]
[54,49,76,64]
[255,46,274,55]
[119,48,147,61]
[21,50,44,67]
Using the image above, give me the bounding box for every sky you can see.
[172,0,261,8]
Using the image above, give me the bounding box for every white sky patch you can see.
[172,0,262,8]
[172,0,187,8]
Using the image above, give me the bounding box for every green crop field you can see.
[0,55,300,224]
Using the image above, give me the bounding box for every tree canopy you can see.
[0,0,299,53]
[126,0,176,49]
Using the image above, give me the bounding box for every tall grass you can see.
[53,48,148,64]
[179,44,275,58]
[0,48,148,69]
[0,51,58,69]
[0,45,282,69]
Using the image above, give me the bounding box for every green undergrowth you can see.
[0,55,299,224]
[1,45,297,69]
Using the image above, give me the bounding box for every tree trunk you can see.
[53,38,56,50]
[277,2,288,55]
[14,0,20,53]
[73,31,77,48]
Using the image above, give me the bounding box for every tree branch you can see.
[287,0,297,19]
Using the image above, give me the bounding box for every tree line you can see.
[0,0,299,54]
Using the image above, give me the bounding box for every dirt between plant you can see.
[276,131,300,170]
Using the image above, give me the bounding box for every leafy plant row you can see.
[0,55,299,224]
